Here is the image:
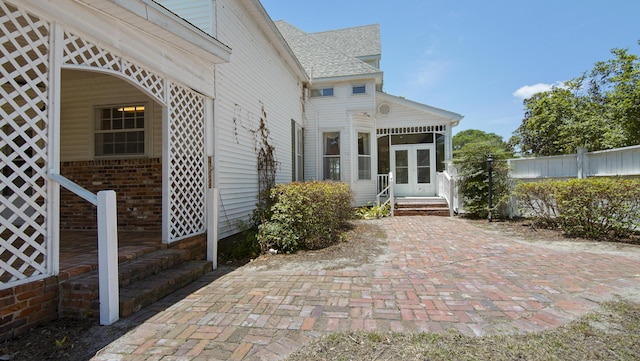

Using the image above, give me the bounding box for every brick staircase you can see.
[395,197,450,216]
[59,236,211,319]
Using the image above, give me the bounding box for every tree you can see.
[453,140,512,219]
[453,129,513,154]
[512,47,640,156]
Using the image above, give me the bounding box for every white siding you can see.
[155,0,216,36]
[304,80,377,205]
[213,0,304,238]
[60,73,163,161]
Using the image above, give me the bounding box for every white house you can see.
[275,21,464,205]
[0,0,463,336]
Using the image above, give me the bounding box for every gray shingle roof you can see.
[309,24,381,59]
[275,21,381,80]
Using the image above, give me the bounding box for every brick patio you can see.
[92,216,640,360]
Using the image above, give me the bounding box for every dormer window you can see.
[352,84,366,95]
[310,87,334,97]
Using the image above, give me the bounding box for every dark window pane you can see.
[396,167,408,184]
[395,150,408,167]
[418,168,430,183]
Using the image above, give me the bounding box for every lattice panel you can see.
[167,83,206,241]
[63,31,121,72]
[63,31,166,104]
[123,61,165,103]
[0,0,50,285]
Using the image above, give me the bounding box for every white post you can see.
[388,171,394,217]
[577,147,587,179]
[97,190,119,325]
[448,173,454,217]
[207,188,219,269]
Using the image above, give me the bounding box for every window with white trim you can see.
[94,104,146,157]
[357,132,371,180]
[310,87,334,97]
[352,84,366,95]
[323,131,340,180]
[292,120,304,181]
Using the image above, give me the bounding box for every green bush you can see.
[515,178,640,239]
[257,181,353,253]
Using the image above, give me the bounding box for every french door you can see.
[391,144,436,197]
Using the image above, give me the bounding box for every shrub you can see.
[257,181,353,253]
[515,178,640,239]
[355,202,390,220]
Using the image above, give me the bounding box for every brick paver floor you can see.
[93,216,640,360]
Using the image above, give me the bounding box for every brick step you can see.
[60,249,209,319]
[119,261,212,317]
[395,207,450,216]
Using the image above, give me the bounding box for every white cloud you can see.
[513,82,564,100]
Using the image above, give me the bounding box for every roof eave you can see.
[311,71,383,85]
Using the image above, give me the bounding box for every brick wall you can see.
[0,277,58,341]
[60,158,162,231]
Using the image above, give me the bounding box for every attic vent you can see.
[378,103,391,115]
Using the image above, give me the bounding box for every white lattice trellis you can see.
[0,1,50,286]
[62,31,166,104]
[167,83,206,241]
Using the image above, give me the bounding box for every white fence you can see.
[508,145,640,180]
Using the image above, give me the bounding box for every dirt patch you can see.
[243,219,389,272]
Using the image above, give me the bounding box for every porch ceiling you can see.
[75,0,231,64]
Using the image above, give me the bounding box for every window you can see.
[352,84,366,95]
[357,132,371,180]
[292,120,304,181]
[95,105,146,157]
[310,87,334,97]
[323,132,340,180]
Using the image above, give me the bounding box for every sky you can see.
[260,0,640,141]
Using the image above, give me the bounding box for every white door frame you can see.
[390,144,436,197]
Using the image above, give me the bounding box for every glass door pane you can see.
[416,148,431,184]
[395,149,408,184]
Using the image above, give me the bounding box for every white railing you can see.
[376,172,394,216]
[48,173,119,326]
[437,171,456,217]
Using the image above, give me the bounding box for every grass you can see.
[286,299,640,361]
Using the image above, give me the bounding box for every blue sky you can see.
[260,0,640,141]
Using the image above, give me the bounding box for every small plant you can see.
[355,202,390,219]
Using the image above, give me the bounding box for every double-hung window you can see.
[323,132,340,180]
[95,104,146,157]
[357,132,371,180]
[292,120,304,181]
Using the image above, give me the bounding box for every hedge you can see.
[514,178,640,239]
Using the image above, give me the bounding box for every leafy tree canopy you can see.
[511,46,640,156]
[453,129,513,156]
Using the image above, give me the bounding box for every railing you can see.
[436,171,456,217]
[376,172,394,216]
[48,173,119,326]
